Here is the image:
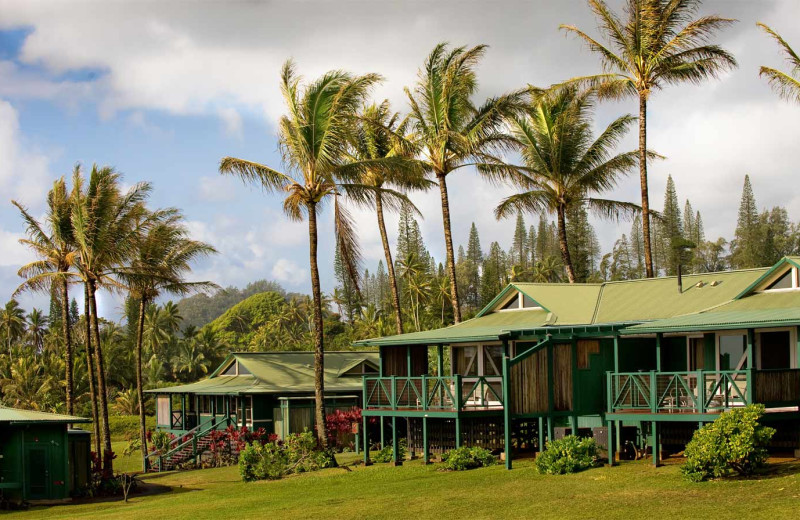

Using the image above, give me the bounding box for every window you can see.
[238,363,251,375]
[221,363,237,375]
[452,345,504,377]
[522,294,538,308]
[718,334,747,371]
[688,337,705,371]
[156,396,170,426]
[758,330,792,369]
[500,294,520,310]
[766,270,793,290]
[454,346,479,376]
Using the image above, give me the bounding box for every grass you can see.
[13,455,800,519]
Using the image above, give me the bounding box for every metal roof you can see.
[356,257,800,347]
[147,351,379,395]
[0,406,90,424]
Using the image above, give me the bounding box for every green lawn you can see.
[14,456,800,519]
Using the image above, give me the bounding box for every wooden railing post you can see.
[454,374,463,411]
[697,370,705,414]
[606,372,613,414]
[390,375,397,411]
[650,370,658,413]
[421,375,428,411]
[502,352,512,470]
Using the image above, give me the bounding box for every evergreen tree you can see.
[463,223,483,313]
[69,298,80,328]
[566,204,597,282]
[480,242,507,307]
[730,175,762,268]
[511,212,528,269]
[333,247,361,324]
[661,175,683,275]
[629,215,645,279]
[527,225,537,265]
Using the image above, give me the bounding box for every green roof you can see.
[0,406,89,424]
[147,351,379,395]
[357,257,800,347]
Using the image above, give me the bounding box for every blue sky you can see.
[0,1,799,319]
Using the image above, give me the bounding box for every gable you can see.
[735,257,800,298]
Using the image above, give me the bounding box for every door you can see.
[26,445,50,500]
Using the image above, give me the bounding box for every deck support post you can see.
[746,329,755,404]
[606,420,616,466]
[651,421,660,467]
[422,416,430,465]
[454,416,462,449]
[538,417,545,453]
[502,338,512,469]
[569,415,578,435]
[391,416,401,466]
[362,414,371,466]
[655,333,662,372]
[546,417,554,444]
[380,417,385,449]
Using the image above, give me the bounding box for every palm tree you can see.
[118,214,216,470]
[72,164,151,476]
[220,60,382,448]
[406,43,524,322]
[348,101,431,334]
[561,0,737,277]
[0,300,26,361]
[496,87,640,282]
[531,257,563,283]
[757,23,800,104]
[13,176,78,414]
[26,309,47,353]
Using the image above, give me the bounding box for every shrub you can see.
[441,446,496,471]
[372,438,407,463]
[535,435,599,475]
[239,442,286,482]
[681,404,775,482]
[238,429,334,482]
[325,407,361,451]
[148,430,175,455]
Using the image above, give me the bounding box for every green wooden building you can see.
[146,351,378,470]
[356,256,800,469]
[0,407,91,504]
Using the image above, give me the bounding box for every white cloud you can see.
[271,258,307,286]
[0,228,32,267]
[218,108,243,139]
[196,175,236,203]
[0,99,52,206]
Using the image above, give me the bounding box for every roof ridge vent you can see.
[710,280,721,287]
[695,281,705,288]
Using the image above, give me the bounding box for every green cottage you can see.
[0,406,91,504]
[146,351,378,470]
[356,256,800,468]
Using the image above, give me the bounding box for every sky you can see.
[0,0,799,319]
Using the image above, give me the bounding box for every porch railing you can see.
[363,375,503,412]
[608,370,753,414]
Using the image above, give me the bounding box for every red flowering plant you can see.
[225,425,272,452]
[325,407,363,451]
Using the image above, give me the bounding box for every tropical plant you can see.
[117,213,216,470]
[219,60,382,447]
[561,0,737,277]
[348,101,430,334]
[405,43,524,322]
[496,87,640,282]
[0,300,26,361]
[441,446,496,471]
[757,23,800,104]
[72,164,152,476]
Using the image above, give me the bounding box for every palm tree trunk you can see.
[307,203,328,449]
[84,283,101,456]
[135,297,149,471]
[375,191,403,335]
[88,279,113,477]
[60,277,74,417]
[436,173,462,323]
[639,92,654,278]
[556,206,576,283]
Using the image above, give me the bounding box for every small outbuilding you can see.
[0,406,91,504]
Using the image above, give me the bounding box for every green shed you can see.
[0,406,91,504]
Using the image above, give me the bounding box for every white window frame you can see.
[495,291,543,312]
[758,266,800,293]
[715,330,749,372]
[450,342,504,378]
[755,327,797,369]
